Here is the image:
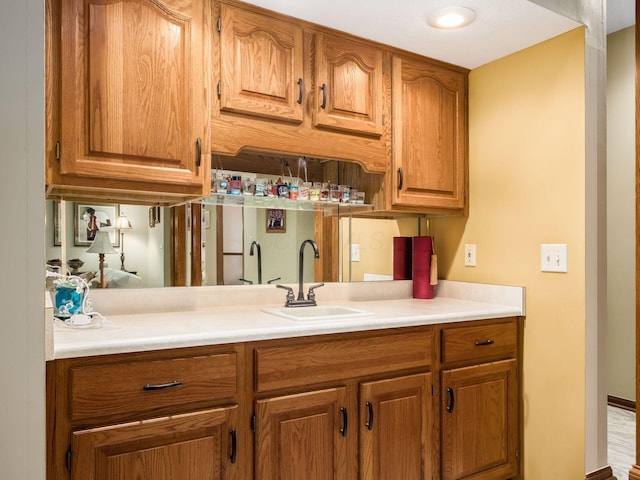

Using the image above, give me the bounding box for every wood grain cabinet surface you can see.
[439,319,520,480]
[46,0,211,204]
[313,33,384,137]
[212,1,390,173]
[391,55,468,213]
[47,321,519,480]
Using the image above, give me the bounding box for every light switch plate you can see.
[540,244,568,273]
[464,244,476,267]
[351,244,360,262]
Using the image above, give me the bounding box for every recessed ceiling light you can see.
[427,6,476,29]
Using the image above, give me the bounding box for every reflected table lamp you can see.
[86,230,117,288]
[115,212,132,271]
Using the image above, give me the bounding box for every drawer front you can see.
[70,353,237,422]
[255,329,432,392]
[441,320,517,365]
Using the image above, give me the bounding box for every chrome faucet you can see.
[276,239,324,307]
[249,240,262,285]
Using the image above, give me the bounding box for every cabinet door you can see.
[255,387,350,480]
[314,33,384,136]
[391,55,467,210]
[441,360,519,480]
[71,406,239,480]
[360,373,433,480]
[59,0,210,187]
[219,3,304,123]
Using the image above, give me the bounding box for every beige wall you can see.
[432,28,586,478]
[606,25,636,402]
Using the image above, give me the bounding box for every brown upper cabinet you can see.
[218,4,304,124]
[46,0,468,214]
[46,0,211,204]
[212,1,390,174]
[391,55,468,212]
[313,33,384,137]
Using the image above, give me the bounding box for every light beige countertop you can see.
[49,280,525,360]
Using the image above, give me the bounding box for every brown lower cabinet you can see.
[47,319,519,480]
[71,406,238,480]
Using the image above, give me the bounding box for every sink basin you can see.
[262,305,375,321]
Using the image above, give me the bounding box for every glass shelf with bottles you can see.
[202,172,373,215]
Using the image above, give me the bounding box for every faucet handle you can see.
[276,284,295,305]
[267,277,282,284]
[239,278,253,285]
[307,282,325,301]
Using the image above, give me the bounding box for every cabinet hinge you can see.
[55,141,60,161]
[65,447,72,472]
[217,81,221,99]
[251,414,256,433]
[217,17,221,33]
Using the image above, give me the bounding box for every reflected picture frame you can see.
[53,201,62,246]
[266,208,286,233]
[74,202,120,247]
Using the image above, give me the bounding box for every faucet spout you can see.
[298,239,319,301]
[250,240,262,285]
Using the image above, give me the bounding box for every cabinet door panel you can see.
[219,4,303,123]
[72,406,238,480]
[255,387,350,480]
[441,359,518,480]
[315,33,384,136]
[392,55,467,210]
[360,373,433,480]
[60,0,209,186]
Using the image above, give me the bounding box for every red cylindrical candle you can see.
[393,237,413,280]
[412,236,434,299]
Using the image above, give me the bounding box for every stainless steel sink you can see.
[262,305,375,321]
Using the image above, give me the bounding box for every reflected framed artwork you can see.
[74,203,120,246]
[266,208,286,233]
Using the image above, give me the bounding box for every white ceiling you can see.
[240,0,635,70]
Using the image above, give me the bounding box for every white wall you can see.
[0,0,46,478]
[606,26,636,402]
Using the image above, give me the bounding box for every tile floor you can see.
[609,405,636,480]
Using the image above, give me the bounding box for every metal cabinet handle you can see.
[475,339,495,346]
[340,407,348,437]
[297,78,303,105]
[320,83,327,109]
[446,387,455,413]
[397,167,403,190]
[196,137,202,167]
[229,428,237,464]
[142,380,182,391]
[365,401,374,430]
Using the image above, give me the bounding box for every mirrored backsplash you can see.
[46,200,423,289]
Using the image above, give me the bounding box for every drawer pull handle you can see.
[229,428,237,464]
[297,78,303,105]
[475,339,495,346]
[340,407,348,437]
[195,137,202,167]
[365,401,374,430]
[320,83,327,109]
[446,387,455,413]
[142,380,182,391]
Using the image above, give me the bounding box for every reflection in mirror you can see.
[45,200,318,288]
[340,217,423,282]
[45,199,425,288]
